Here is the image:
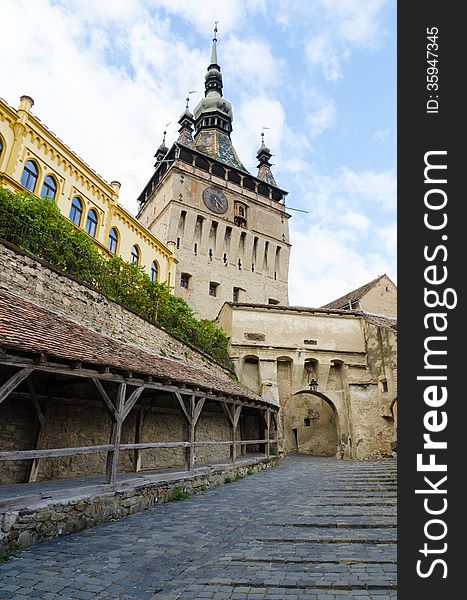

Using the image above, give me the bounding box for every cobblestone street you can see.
[0,456,397,599]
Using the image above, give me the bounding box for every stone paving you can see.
[0,455,397,599]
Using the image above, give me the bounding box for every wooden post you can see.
[188,396,206,472]
[259,408,270,458]
[134,401,145,472]
[105,383,125,484]
[232,405,242,464]
[265,408,271,459]
[27,382,49,483]
[188,395,195,472]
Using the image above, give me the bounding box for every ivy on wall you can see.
[0,188,230,366]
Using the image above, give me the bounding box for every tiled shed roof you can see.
[321,275,390,310]
[0,289,264,403]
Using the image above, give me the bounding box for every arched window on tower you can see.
[41,175,57,200]
[21,160,39,193]
[234,202,247,228]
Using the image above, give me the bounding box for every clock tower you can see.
[137,26,291,320]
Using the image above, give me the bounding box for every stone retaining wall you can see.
[0,241,231,378]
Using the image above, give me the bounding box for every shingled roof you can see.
[0,289,265,404]
[321,275,391,310]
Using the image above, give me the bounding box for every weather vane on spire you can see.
[214,21,218,38]
[261,126,270,144]
[185,91,197,109]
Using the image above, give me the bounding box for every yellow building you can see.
[0,95,176,286]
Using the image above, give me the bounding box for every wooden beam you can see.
[233,405,242,429]
[0,366,34,405]
[122,385,146,421]
[27,383,48,483]
[0,354,277,411]
[0,444,113,461]
[121,441,191,450]
[174,391,192,424]
[188,395,195,472]
[105,383,125,485]
[265,408,271,459]
[193,397,206,426]
[27,380,44,428]
[0,439,276,461]
[220,401,234,426]
[92,378,117,420]
[133,399,145,472]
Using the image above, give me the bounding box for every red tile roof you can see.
[321,275,394,310]
[0,289,263,403]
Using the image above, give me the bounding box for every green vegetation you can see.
[234,472,244,481]
[224,476,232,484]
[0,542,20,564]
[168,487,190,502]
[246,467,254,475]
[0,188,231,366]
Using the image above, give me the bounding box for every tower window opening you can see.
[209,248,213,260]
[176,237,180,249]
[209,282,219,297]
[194,243,198,255]
[180,273,191,289]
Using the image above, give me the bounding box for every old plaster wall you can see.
[284,393,338,456]
[360,276,397,317]
[219,304,396,459]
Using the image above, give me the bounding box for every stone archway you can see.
[283,390,339,457]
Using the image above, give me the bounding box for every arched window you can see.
[0,137,3,158]
[150,261,159,282]
[85,209,98,237]
[131,245,140,265]
[108,227,119,254]
[69,197,83,226]
[41,175,57,199]
[21,160,38,192]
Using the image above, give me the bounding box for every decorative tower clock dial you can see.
[203,187,228,214]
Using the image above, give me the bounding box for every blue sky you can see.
[1,0,396,307]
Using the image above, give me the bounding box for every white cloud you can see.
[289,224,393,307]
[305,91,336,137]
[276,0,389,81]
[341,212,371,232]
[305,34,344,82]
[150,0,266,35]
[222,36,284,90]
[340,167,396,211]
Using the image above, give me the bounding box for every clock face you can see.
[203,187,228,214]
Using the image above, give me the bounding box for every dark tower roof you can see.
[192,23,248,171]
[154,130,169,165]
[256,132,277,186]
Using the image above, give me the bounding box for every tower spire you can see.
[177,93,195,148]
[154,127,169,165]
[256,130,277,186]
[210,21,219,67]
